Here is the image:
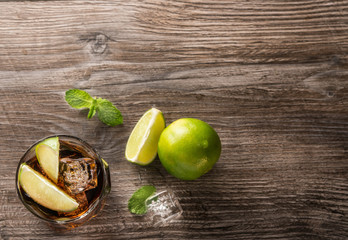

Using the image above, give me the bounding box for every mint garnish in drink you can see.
[65,89,123,126]
[128,185,156,215]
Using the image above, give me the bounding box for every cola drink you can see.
[16,135,111,229]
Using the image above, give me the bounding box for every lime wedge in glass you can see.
[18,164,79,212]
[35,137,59,183]
[125,108,165,166]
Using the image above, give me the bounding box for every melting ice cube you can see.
[144,190,183,226]
[59,157,98,194]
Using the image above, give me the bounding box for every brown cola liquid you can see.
[19,139,104,220]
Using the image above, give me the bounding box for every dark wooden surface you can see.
[1,0,348,239]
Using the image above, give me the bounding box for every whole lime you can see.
[158,118,221,180]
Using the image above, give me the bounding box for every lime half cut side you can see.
[18,164,79,212]
[125,108,165,166]
[35,136,60,183]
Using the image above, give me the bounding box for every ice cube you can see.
[144,190,183,226]
[59,157,98,194]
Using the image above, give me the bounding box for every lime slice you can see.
[125,108,165,166]
[40,136,60,152]
[18,164,79,212]
[35,137,59,183]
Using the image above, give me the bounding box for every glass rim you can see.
[15,134,110,225]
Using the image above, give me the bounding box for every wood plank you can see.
[0,0,347,71]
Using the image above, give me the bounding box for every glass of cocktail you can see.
[16,135,111,230]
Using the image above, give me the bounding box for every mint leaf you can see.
[65,89,123,126]
[128,185,156,215]
[65,89,93,109]
[96,98,123,126]
[87,99,97,119]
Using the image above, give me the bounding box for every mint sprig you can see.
[65,89,123,126]
[128,185,156,215]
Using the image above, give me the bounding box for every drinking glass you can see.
[15,135,111,230]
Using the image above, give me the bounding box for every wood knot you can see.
[303,70,347,98]
[79,33,115,57]
[90,33,108,55]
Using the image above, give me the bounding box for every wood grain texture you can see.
[1,0,348,239]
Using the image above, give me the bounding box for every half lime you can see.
[125,108,165,166]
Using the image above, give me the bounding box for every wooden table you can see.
[1,1,348,239]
